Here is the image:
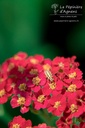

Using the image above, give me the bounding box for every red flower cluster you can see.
[8,115,54,128]
[0,52,85,127]
[8,115,85,128]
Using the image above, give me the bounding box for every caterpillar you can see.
[44,70,54,82]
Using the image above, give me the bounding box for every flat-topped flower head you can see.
[0,53,85,127]
[9,116,54,128]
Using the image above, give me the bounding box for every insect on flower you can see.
[44,70,54,82]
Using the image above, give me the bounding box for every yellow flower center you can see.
[49,82,56,90]
[70,104,78,113]
[14,55,20,60]
[12,124,20,128]
[0,78,4,83]
[54,101,61,109]
[29,69,38,75]
[19,83,26,91]
[0,89,5,97]
[68,72,76,79]
[11,83,16,88]
[43,64,51,70]
[32,76,41,86]
[30,58,38,64]
[58,62,64,68]
[37,95,45,103]
[18,66,25,73]
[7,63,14,72]
[26,127,32,128]
[17,97,25,105]
[67,84,77,92]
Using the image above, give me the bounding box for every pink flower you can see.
[42,78,64,96]
[10,93,31,113]
[64,68,83,84]
[72,125,79,128]
[30,72,46,92]
[66,98,84,118]
[8,116,26,128]
[79,122,85,128]
[0,78,13,104]
[47,94,66,116]
[22,119,32,128]
[56,116,72,128]
[32,90,49,110]
[11,52,28,60]
[27,54,44,65]
[33,123,53,128]
[0,82,8,104]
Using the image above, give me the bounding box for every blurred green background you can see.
[0,0,85,127]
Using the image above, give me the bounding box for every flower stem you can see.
[30,106,57,127]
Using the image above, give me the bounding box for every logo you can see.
[51,4,82,15]
[51,4,59,15]
[50,4,83,22]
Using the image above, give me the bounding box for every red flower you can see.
[64,68,83,84]
[27,54,44,65]
[79,122,85,128]
[22,119,32,128]
[33,123,52,128]
[47,94,66,116]
[56,116,72,128]
[27,64,43,78]
[0,79,12,104]
[65,80,83,101]
[72,125,79,128]
[13,52,28,60]
[13,76,32,96]
[0,84,8,104]
[8,115,26,128]
[32,90,49,110]
[10,93,31,113]
[0,53,85,127]
[42,78,64,96]
[30,72,46,92]
[66,98,84,118]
